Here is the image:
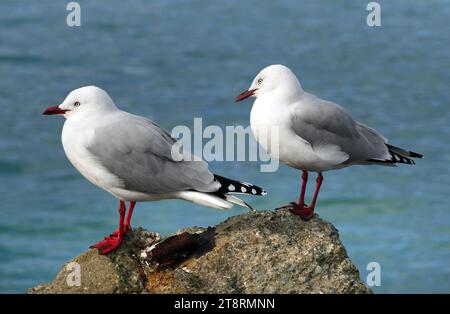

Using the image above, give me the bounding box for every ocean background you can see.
[0,0,449,293]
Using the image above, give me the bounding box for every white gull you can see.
[236,64,422,220]
[44,86,266,254]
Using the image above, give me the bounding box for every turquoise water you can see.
[0,0,449,293]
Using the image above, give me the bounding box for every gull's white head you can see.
[43,86,117,119]
[235,64,302,102]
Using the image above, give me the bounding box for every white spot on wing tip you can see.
[228,184,235,191]
[240,186,247,193]
[251,188,257,194]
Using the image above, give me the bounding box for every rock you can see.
[29,207,371,294]
[29,229,159,294]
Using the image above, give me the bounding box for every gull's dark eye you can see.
[257,78,263,84]
[74,101,81,107]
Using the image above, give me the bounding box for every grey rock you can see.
[29,207,371,294]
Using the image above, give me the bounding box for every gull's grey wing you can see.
[290,92,390,164]
[87,111,219,194]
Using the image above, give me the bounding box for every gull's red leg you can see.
[290,171,323,221]
[91,200,126,254]
[124,201,136,233]
[110,201,136,236]
[299,170,308,206]
[118,201,125,237]
[290,170,311,219]
[308,173,323,210]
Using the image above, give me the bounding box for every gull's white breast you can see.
[250,97,332,171]
[61,119,123,193]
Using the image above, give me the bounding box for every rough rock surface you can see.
[29,207,371,294]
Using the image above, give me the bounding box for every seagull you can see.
[235,64,422,220]
[43,86,266,254]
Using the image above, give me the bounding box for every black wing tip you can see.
[213,174,267,196]
[369,150,420,165]
[409,151,424,159]
[386,144,423,159]
[367,158,396,165]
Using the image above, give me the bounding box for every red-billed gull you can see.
[43,86,266,254]
[236,64,422,220]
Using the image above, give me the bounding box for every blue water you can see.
[0,0,449,293]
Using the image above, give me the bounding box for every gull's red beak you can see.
[235,89,257,102]
[43,105,69,115]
